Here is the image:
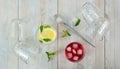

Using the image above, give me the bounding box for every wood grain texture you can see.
[39,0,57,69]
[104,0,115,69]
[114,0,120,69]
[58,0,80,69]
[19,0,41,69]
[0,0,119,69]
[93,0,105,69]
[1,0,19,69]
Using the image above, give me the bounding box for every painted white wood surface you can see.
[19,0,41,69]
[104,0,115,69]
[0,0,18,69]
[114,0,120,69]
[93,0,105,69]
[0,0,119,69]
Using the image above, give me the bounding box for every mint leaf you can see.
[46,52,51,61]
[39,40,43,43]
[40,25,43,32]
[62,33,68,38]
[75,18,81,26]
[43,38,51,42]
[44,25,51,28]
[45,51,57,61]
[62,30,71,38]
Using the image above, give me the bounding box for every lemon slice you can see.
[37,27,56,43]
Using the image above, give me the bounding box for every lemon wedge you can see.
[37,27,56,43]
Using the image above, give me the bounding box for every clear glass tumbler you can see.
[11,19,57,64]
[11,19,40,63]
[81,2,110,38]
[54,2,110,47]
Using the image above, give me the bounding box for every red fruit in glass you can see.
[65,42,85,62]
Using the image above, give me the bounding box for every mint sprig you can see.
[45,51,57,61]
[75,18,81,26]
[39,40,43,43]
[40,25,43,32]
[43,38,51,42]
[39,38,51,43]
[39,25,51,33]
[62,30,71,38]
[44,25,51,28]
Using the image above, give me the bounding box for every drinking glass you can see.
[81,2,109,38]
[11,19,57,64]
[54,2,110,47]
[11,19,40,63]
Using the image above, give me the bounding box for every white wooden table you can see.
[0,0,119,69]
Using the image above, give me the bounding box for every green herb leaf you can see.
[45,51,57,61]
[62,30,71,38]
[40,25,43,32]
[75,18,81,26]
[43,38,51,42]
[44,25,51,28]
[39,40,43,43]
[46,52,51,61]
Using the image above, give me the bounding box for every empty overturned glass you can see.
[81,2,110,38]
[14,41,40,63]
[54,2,110,47]
[10,19,40,63]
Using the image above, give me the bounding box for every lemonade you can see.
[37,25,56,44]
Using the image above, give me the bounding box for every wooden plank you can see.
[18,0,29,69]
[88,0,105,69]
[1,0,19,69]
[104,0,115,69]
[58,0,79,68]
[38,0,58,69]
[18,0,30,68]
[91,0,105,69]
[58,0,77,69]
[19,0,41,69]
[114,0,120,69]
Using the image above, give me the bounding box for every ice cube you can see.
[73,56,79,61]
[67,47,71,51]
[72,17,78,23]
[77,49,82,55]
[67,53,72,58]
[73,44,78,49]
